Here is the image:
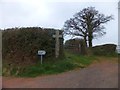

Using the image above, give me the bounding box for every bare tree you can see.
[63,7,113,47]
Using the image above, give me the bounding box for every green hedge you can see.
[92,44,117,56]
[2,27,64,66]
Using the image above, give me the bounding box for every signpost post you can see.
[53,30,62,58]
[38,50,46,64]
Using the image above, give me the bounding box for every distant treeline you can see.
[2,27,64,66]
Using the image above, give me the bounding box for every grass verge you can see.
[3,52,97,77]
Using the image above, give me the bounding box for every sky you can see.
[0,0,119,46]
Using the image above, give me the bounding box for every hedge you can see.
[2,27,64,66]
[92,44,117,56]
[64,38,87,55]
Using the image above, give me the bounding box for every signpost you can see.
[53,30,62,58]
[38,50,46,64]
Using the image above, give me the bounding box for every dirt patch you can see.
[2,58,118,88]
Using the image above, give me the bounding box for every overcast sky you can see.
[0,0,119,46]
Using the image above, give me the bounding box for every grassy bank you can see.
[3,51,118,77]
[3,52,97,77]
[19,52,96,77]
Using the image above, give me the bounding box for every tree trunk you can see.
[88,37,92,47]
[88,27,93,48]
[84,37,87,48]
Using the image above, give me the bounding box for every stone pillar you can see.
[53,30,62,58]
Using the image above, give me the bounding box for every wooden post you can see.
[53,30,62,58]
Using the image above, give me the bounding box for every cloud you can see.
[0,0,118,45]
[1,0,53,28]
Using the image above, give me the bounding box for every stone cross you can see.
[53,30,62,58]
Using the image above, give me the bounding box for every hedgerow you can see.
[2,27,64,67]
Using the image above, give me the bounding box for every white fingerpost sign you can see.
[38,50,46,64]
